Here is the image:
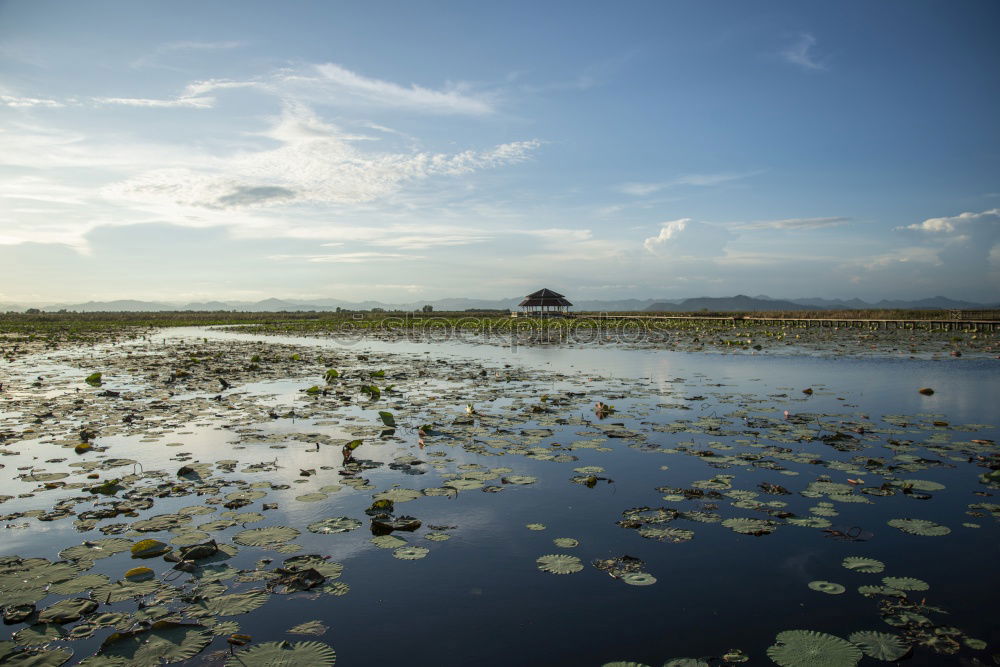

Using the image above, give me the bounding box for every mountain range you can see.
[1,294,996,313]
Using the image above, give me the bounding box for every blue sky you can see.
[1,0,998,304]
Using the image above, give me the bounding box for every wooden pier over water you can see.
[583,313,1000,332]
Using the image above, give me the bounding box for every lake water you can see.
[1,327,997,665]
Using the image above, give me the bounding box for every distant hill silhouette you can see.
[646,295,821,312]
[5,294,993,313]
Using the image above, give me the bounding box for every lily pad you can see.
[99,621,213,665]
[224,640,336,667]
[621,572,657,586]
[234,526,300,547]
[887,518,951,536]
[536,554,584,575]
[841,556,884,574]
[881,576,929,591]
[196,590,268,616]
[392,546,429,560]
[847,631,909,661]
[288,620,327,636]
[766,630,861,666]
[307,517,362,534]
[808,581,846,595]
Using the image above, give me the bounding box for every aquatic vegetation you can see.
[765,630,861,666]
[536,554,584,574]
[0,317,995,664]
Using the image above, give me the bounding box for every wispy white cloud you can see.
[781,33,827,71]
[0,94,65,108]
[734,216,850,231]
[102,103,538,209]
[619,171,760,196]
[268,252,422,263]
[93,96,215,109]
[312,63,495,115]
[131,40,245,69]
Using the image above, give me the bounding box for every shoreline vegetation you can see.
[2,310,997,360]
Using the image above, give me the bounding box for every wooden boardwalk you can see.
[583,314,1000,332]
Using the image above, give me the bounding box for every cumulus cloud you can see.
[643,218,733,258]
[897,208,999,233]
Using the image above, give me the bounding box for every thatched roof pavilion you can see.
[517,288,572,316]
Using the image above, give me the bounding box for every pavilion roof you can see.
[518,288,572,307]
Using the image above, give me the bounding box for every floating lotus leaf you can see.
[179,505,215,516]
[99,621,213,665]
[225,490,267,502]
[77,654,128,665]
[233,526,300,547]
[192,564,238,582]
[786,517,830,528]
[13,624,68,646]
[308,517,362,534]
[963,638,987,650]
[124,567,154,583]
[882,576,929,591]
[92,580,161,603]
[887,518,950,536]
[882,611,930,627]
[0,647,73,666]
[574,466,605,474]
[288,620,327,636]
[197,590,268,616]
[900,479,946,491]
[621,572,657,586]
[447,479,483,491]
[721,518,777,535]
[131,514,190,533]
[502,475,537,485]
[766,630,861,666]
[370,535,406,549]
[37,598,98,624]
[392,546,429,560]
[841,556,884,574]
[526,523,546,530]
[553,538,579,548]
[638,527,694,543]
[858,585,904,598]
[282,555,343,579]
[808,581,846,595]
[170,531,212,547]
[49,573,110,594]
[323,582,350,596]
[847,631,909,661]
[536,554,584,574]
[372,489,421,502]
[295,493,328,502]
[421,487,454,497]
[424,532,451,541]
[664,660,709,667]
[60,539,131,561]
[224,640,336,667]
[130,539,171,559]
